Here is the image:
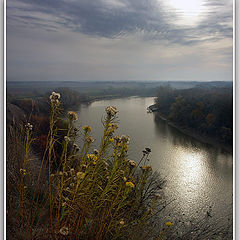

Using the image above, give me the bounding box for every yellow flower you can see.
[20,168,27,176]
[77,172,86,179]
[126,181,135,188]
[87,154,94,159]
[87,154,97,162]
[109,138,114,143]
[110,127,116,132]
[82,125,92,133]
[124,145,129,151]
[166,221,173,227]
[93,161,97,165]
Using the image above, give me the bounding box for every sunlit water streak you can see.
[75,96,233,227]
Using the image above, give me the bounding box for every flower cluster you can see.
[87,154,98,162]
[25,123,33,131]
[20,168,27,176]
[49,91,60,104]
[68,111,78,121]
[105,106,118,117]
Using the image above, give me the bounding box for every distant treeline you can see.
[154,85,233,144]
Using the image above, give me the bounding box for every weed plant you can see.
[7,92,166,240]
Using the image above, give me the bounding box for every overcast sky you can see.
[7,0,233,82]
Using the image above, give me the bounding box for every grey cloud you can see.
[7,0,232,45]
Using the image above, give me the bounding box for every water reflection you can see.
[75,97,233,227]
[153,114,211,150]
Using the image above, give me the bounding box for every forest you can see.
[154,85,233,145]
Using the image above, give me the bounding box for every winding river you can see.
[75,96,233,228]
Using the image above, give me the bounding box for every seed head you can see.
[140,165,152,172]
[64,136,70,143]
[119,219,125,225]
[128,160,137,168]
[121,135,130,144]
[49,92,60,104]
[105,106,118,116]
[86,136,94,144]
[68,111,78,121]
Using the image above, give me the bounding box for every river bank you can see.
[154,112,232,153]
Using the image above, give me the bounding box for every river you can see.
[74,96,233,230]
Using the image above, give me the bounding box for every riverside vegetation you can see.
[6,92,232,239]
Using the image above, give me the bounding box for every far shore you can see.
[154,112,232,154]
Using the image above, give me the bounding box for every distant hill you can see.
[7,80,233,98]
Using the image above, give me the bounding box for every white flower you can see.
[59,226,69,236]
[25,123,33,131]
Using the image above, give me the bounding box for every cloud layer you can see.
[7,0,233,82]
